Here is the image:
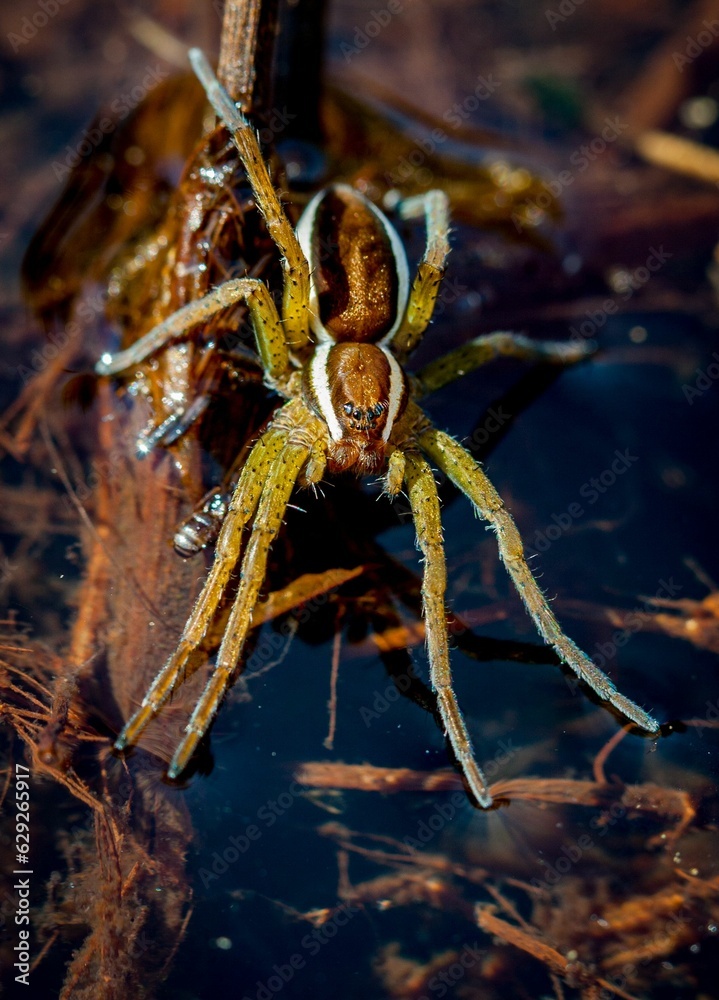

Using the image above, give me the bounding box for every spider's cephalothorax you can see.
[101,50,661,808]
[299,184,409,474]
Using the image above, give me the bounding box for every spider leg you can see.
[114,425,287,752]
[168,437,310,778]
[96,277,291,382]
[389,190,450,360]
[190,48,311,356]
[403,448,493,807]
[418,424,660,734]
[136,392,211,457]
[415,331,595,398]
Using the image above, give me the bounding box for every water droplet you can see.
[125,145,145,167]
[562,253,582,275]
[679,96,718,129]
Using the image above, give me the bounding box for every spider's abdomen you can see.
[296,184,410,344]
[302,341,407,474]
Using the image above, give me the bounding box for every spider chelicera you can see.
[100,49,659,807]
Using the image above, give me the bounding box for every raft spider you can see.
[102,49,659,807]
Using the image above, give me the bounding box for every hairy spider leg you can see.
[189,48,311,356]
[418,423,660,733]
[167,439,310,778]
[96,277,291,383]
[415,331,596,398]
[389,190,451,361]
[403,449,493,807]
[115,426,287,751]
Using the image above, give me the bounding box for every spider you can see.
[100,49,659,807]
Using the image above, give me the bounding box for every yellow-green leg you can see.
[115,425,287,751]
[96,277,291,382]
[419,426,659,734]
[415,331,595,397]
[168,439,310,777]
[390,190,450,360]
[190,48,311,356]
[403,449,493,807]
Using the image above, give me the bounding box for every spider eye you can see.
[343,403,353,415]
[353,409,363,420]
[372,404,384,418]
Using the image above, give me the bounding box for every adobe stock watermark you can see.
[390,403,510,522]
[0,556,17,587]
[564,576,682,698]
[241,582,338,679]
[692,688,719,741]
[360,669,414,727]
[7,0,72,52]
[383,74,500,187]
[198,778,310,889]
[531,799,634,891]
[682,351,719,405]
[511,117,629,232]
[416,942,484,999]
[464,405,511,455]
[51,65,169,182]
[340,0,405,61]
[530,791,686,902]
[442,74,503,127]
[60,443,128,515]
[673,19,719,72]
[401,740,520,852]
[566,247,672,345]
[596,912,692,1000]
[586,575,682,672]
[17,287,108,386]
[220,230,337,354]
[526,448,638,556]
[240,899,362,1000]
[545,0,587,31]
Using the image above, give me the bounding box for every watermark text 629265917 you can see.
[12,762,33,986]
